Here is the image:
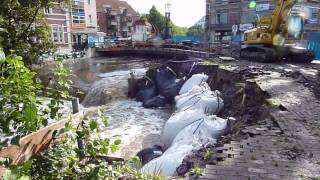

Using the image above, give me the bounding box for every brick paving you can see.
[201,69,320,180]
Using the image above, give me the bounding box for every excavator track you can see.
[240,47,277,63]
[240,46,315,63]
[285,47,315,63]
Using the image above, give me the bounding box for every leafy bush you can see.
[0,55,43,145]
[0,55,72,148]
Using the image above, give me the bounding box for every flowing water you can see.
[68,57,172,159]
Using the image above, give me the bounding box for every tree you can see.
[147,6,165,33]
[143,5,187,36]
[0,0,56,64]
[171,23,187,36]
[187,25,204,36]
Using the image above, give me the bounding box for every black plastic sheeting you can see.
[131,59,203,108]
[133,66,185,108]
[136,145,163,166]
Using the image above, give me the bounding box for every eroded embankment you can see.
[172,63,274,176]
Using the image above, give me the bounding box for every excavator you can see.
[240,0,315,63]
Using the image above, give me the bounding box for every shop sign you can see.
[256,4,270,11]
[239,23,254,31]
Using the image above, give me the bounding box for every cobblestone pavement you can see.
[201,60,320,180]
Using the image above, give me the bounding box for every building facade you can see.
[45,0,98,53]
[96,0,139,38]
[205,0,320,44]
[132,19,153,42]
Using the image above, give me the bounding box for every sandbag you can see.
[174,82,210,102]
[136,77,157,102]
[172,115,227,146]
[137,145,163,166]
[143,95,167,108]
[179,74,209,95]
[141,144,194,176]
[176,90,224,115]
[162,108,206,148]
[142,116,228,176]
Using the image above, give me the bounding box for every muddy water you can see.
[68,57,172,159]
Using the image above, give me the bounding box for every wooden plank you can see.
[0,112,83,174]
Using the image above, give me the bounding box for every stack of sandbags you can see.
[142,115,228,176]
[161,108,206,148]
[140,73,229,176]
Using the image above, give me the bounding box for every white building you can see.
[132,19,152,42]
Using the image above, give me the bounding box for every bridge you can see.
[88,46,216,59]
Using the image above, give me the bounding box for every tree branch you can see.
[17,0,49,41]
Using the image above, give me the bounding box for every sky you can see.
[123,0,206,28]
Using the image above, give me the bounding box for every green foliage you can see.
[144,5,187,36]
[2,161,32,180]
[171,23,188,36]
[27,112,163,179]
[187,25,204,36]
[190,165,204,178]
[44,59,73,119]
[204,148,213,161]
[147,6,165,33]
[0,55,43,142]
[0,0,56,64]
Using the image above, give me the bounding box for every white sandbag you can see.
[162,108,206,148]
[176,90,224,115]
[141,144,194,176]
[142,116,228,176]
[174,82,210,102]
[172,115,227,146]
[179,74,208,95]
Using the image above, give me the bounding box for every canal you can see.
[68,57,172,159]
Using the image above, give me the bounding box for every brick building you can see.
[45,0,98,52]
[205,0,320,44]
[96,0,139,38]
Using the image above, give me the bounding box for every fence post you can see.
[72,98,79,114]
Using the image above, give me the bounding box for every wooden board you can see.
[0,112,83,175]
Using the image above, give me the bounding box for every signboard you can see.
[256,4,270,11]
[232,25,238,33]
[239,23,254,31]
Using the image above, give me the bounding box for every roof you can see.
[96,0,139,16]
[133,19,152,27]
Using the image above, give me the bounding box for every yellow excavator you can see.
[240,0,315,63]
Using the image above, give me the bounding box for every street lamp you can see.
[164,1,172,39]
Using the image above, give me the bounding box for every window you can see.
[311,8,318,19]
[44,7,52,14]
[216,12,228,24]
[229,12,240,24]
[89,15,92,23]
[88,0,91,5]
[51,25,64,43]
[72,0,86,25]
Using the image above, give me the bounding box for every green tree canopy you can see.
[0,0,57,64]
[187,25,204,36]
[142,5,187,36]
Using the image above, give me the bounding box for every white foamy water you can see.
[89,100,171,159]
